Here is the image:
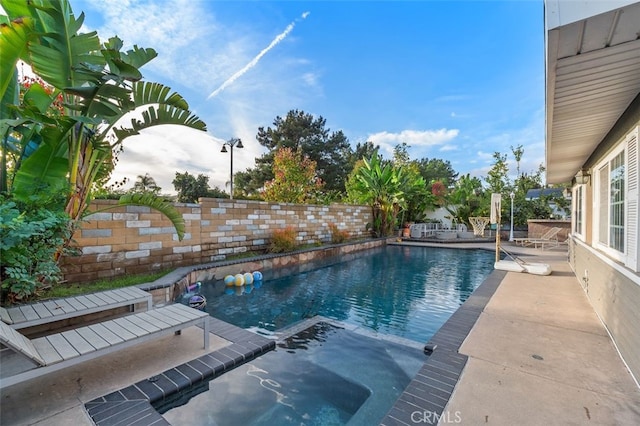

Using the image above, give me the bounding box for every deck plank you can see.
[136,311,174,328]
[75,327,111,350]
[65,297,90,311]
[112,318,148,337]
[6,308,26,323]
[17,306,39,322]
[88,323,124,346]
[99,320,137,341]
[31,304,54,319]
[45,333,80,361]
[91,292,119,305]
[42,300,69,317]
[74,295,99,309]
[124,314,162,333]
[31,337,63,365]
[61,330,95,355]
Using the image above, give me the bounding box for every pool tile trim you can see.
[84,317,275,426]
[380,269,506,426]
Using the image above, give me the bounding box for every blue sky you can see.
[70,0,545,194]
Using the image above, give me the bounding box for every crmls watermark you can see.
[411,410,462,424]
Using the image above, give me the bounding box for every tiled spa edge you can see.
[84,317,276,426]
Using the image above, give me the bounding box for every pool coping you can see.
[84,317,276,426]
[84,251,505,426]
[379,268,506,426]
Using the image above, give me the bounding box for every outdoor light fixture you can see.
[509,191,515,242]
[575,168,591,185]
[221,138,244,199]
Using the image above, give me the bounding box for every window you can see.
[593,126,639,270]
[610,151,625,252]
[573,184,584,238]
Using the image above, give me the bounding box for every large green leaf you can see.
[133,81,189,110]
[112,105,207,143]
[0,15,33,102]
[11,117,74,199]
[88,192,185,241]
[23,1,103,91]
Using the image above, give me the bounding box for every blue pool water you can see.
[200,245,494,343]
[161,322,426,425]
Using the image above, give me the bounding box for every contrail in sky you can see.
[207,11,310,99]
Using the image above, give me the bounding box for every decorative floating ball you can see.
[234,273,245,287]
[243,272,254,285]
[224,275,235,286]
[252,271,263,282]
[188,294,207,310]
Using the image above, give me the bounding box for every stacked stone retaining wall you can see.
[62,198,371,283]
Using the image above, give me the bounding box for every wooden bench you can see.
[0,287,153,330]
[0,303,210,389]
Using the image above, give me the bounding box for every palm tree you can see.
[0,0,206,240]
[133,173,161,194]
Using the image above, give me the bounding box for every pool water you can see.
[161,322,426,425]
[201,245,494,342]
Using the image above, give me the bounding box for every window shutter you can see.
[626,127,639,271]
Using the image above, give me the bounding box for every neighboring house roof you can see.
[545,0,640,184]
[525,188,566,200]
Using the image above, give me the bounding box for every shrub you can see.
[269,226,298,253]
[328,223,350,244]
[1,197,74,303]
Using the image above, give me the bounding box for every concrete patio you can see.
[442,243,640,425]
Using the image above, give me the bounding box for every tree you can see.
[132,173,160,194]
[0,0,205,239]
[348,141,379,170]
[263,147,324,203]
[484,152,509,194]
[249,110,353,194]
[417,158,458,187]
[173,172,214,203]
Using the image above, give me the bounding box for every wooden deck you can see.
[0,287,152,330]
[0,304,210,389]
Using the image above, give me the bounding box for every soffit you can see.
[545,1,640,184]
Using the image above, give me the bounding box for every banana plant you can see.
[0,0,208,241]
[351,150,407,237]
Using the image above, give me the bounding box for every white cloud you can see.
[82,0,316,193]
[367,129,459,156]
[439,144,458,152]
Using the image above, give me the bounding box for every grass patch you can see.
[41,269,173,300]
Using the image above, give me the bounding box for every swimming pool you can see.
[199,245,494,343]
[161,321,426,425]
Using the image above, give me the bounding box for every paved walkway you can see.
[442,244,640,425]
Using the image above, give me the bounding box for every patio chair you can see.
[0,287,152,330]
[513,227,562,250]
[0,303,210,389]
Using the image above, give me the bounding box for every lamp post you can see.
[509,191,515,241]
[220,138,243,199]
